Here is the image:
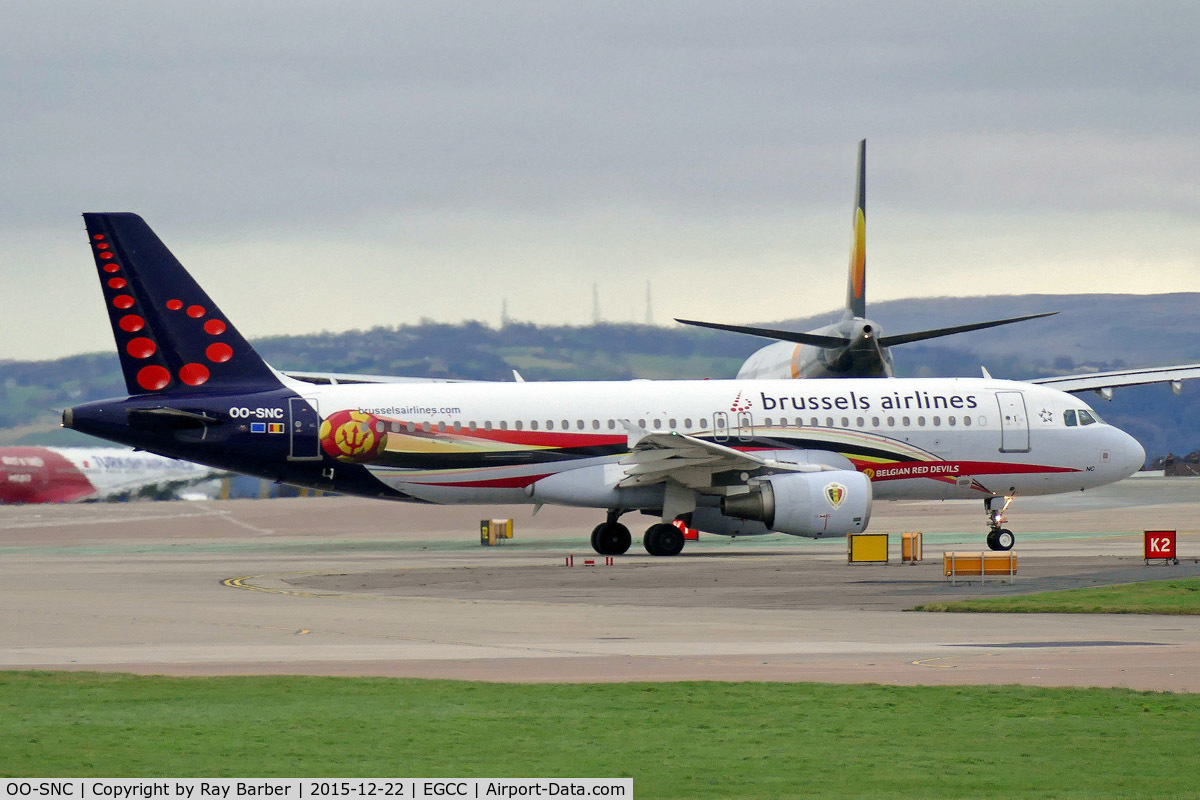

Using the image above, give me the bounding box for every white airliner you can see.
[0,445,219,503]
[62,213,1171,557]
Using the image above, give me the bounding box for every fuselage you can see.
[0,446,216,503]
[66,376,1144,534]
[737,317,894,380]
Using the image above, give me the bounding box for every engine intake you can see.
[720,469,871,537]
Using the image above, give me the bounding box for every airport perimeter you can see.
[1,476,1198,691]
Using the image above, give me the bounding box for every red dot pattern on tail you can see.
[179,363,210,386]
[137,365,170,391]
[93,227,235,391]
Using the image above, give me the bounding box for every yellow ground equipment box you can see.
[943,551,1017,584]
[847,533,888,563]
[480,518,513,546]
[901,531,923,563]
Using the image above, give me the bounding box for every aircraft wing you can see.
[283,371,479,385]
[617,431,827,489]
[1029,363,1200,395]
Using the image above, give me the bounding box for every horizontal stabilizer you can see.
[877,312,1058,347]
[674,318,851,348]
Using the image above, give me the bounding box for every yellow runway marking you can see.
[912,656,959,669]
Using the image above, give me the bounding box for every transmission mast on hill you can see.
[592,283,601,324]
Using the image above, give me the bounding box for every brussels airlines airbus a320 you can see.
[65,214,1153,556]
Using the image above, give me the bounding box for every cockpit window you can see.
[1078,409,1097,426]
[1063,409,1077,427]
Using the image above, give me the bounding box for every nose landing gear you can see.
[985,495,1016,551]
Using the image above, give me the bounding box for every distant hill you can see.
[3,293,1198,461]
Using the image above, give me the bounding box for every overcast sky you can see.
[2,1,1198,360]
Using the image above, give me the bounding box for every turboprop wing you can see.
[676,140,1058,379]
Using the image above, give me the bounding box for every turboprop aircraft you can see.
[676,140,1058,379]
[66,213,1162,556]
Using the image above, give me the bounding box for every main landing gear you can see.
[643,522,685,557]
[985,495,1016,551]
[590,509,632,556]
[590,510,686,557]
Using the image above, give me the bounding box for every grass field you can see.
[2,672,1198,798]
[916,576,1200,614]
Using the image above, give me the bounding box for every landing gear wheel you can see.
[643,523,685,556]
[991,528,1015,551]
[591,522,631,555]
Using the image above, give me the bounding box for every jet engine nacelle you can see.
[720,469,871,537]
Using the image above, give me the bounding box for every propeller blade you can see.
[878,312,1058,347]
[674,318,851,348]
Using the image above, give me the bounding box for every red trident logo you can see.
[319,410,389,463]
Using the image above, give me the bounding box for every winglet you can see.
[845,139,867,319]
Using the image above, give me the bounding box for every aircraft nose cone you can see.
[1116,430,1146,478]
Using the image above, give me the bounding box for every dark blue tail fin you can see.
[83,212,281,395]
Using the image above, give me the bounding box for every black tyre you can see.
[643,528,658,553]
[985,530,1000,550]
[597,523,632,555]
[590,524,606,554]
[644,523,684,556]
[656,525,685,556]
[994,529,1015,551]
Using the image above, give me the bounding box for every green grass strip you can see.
[916,577,1200,614]
[2,672,1198,798]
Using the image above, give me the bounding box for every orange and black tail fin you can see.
[845,138,867,319]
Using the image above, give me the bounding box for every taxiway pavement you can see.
[1,476,1197,690]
